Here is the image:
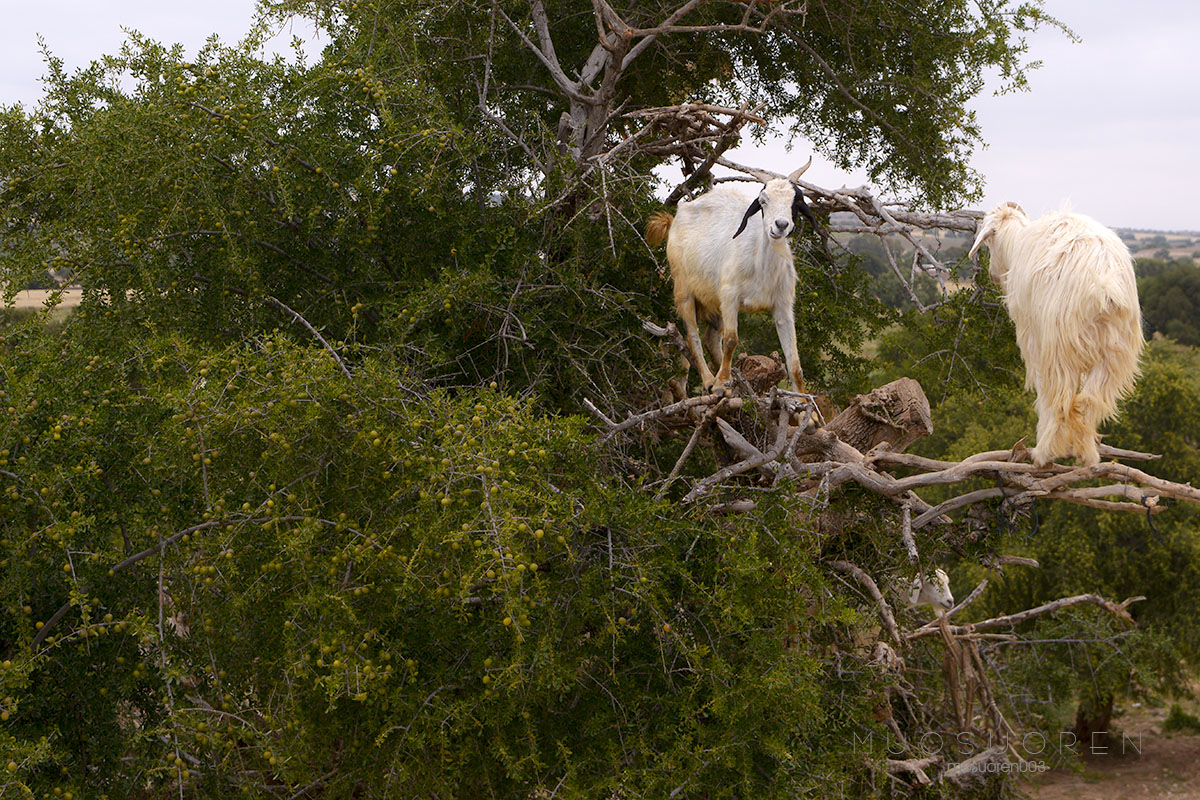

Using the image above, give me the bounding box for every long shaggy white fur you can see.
[970,202,1144,466]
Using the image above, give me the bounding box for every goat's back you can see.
[1004,211,1140,326]
[666,186,795,312]
[1003,210,1143,408]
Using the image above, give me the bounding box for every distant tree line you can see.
[1139,257,1200,346]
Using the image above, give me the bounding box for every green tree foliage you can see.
[0,33,676,411]
[872,284,1024,407]
[1,0,1066,406]
[267,0,1062,207]
[1,321,894,797]
[838,234,975,311]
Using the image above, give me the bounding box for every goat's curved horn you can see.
[747,168,778,184]
[787,156,814,182]
[968,217,997,259]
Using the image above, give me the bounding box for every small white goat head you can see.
[968,201,1029,287]
[732,158,818,241]
[906,568,954,616]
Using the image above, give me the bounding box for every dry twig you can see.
[829,559,902,646]
[906,593,1144,641]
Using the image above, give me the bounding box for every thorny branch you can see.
[906,593,1145,641]
[266,295,353,382]
[829,559,902,646]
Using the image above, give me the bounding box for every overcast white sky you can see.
[3,1,1197,230]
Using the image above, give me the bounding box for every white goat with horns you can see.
[969,202,1144,467]
[647,159,818,394]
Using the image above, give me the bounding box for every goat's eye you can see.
[759,192,768,203]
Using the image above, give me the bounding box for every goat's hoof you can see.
[1030,449,1055,468]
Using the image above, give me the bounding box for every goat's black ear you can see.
[792,186,818,230]
[732,197,762,239]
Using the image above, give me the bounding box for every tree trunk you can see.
[824,377,933,455]
[1073,693,1115,748]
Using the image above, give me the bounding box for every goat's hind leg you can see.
[1031,392,1072,467]
[1066,395,1101,467]
[701,314,723,370]
[1069,362,1121,467]
[676,296,717,392]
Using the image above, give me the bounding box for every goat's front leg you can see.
[676,296,717,391]
[713,293,741,393]
[773,303,805,393]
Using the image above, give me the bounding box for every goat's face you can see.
[969,201,1028,287]
[733,178,818,241]
[929,568,954,611]
[908,568,954,614]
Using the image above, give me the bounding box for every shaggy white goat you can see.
[969,202,1144,467]
[902,569,954,616]
[646,159,818,394]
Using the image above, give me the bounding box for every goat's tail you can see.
[646,211,673,247]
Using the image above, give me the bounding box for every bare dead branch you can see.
[620,0,711,70]
[993,555,1040,569]
[582,397,617,427]
[879,234,937,311]
[597,393,741,437]
[476,102,549,175]
[710,499,757,514]
[906,594,1145,641]
[912,488,1006,529]
[829,559,902,646]
[590,361,1200,529]
[942,747,1008,786]
[713,417,777,481]
[494,1,587,103]
[886,756,941,786]
[265,296,353,382]
[948,579,989,619]
[627,103,768,125]
[898,503,920,564]
[682,407,790,503]
[656,399,727,500]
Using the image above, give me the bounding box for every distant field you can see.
[4,288,82,325]
[8,287,83,310]
[1119,230,1199,260]
[848,226,1199,264]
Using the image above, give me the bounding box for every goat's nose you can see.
[773,219,790,234]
